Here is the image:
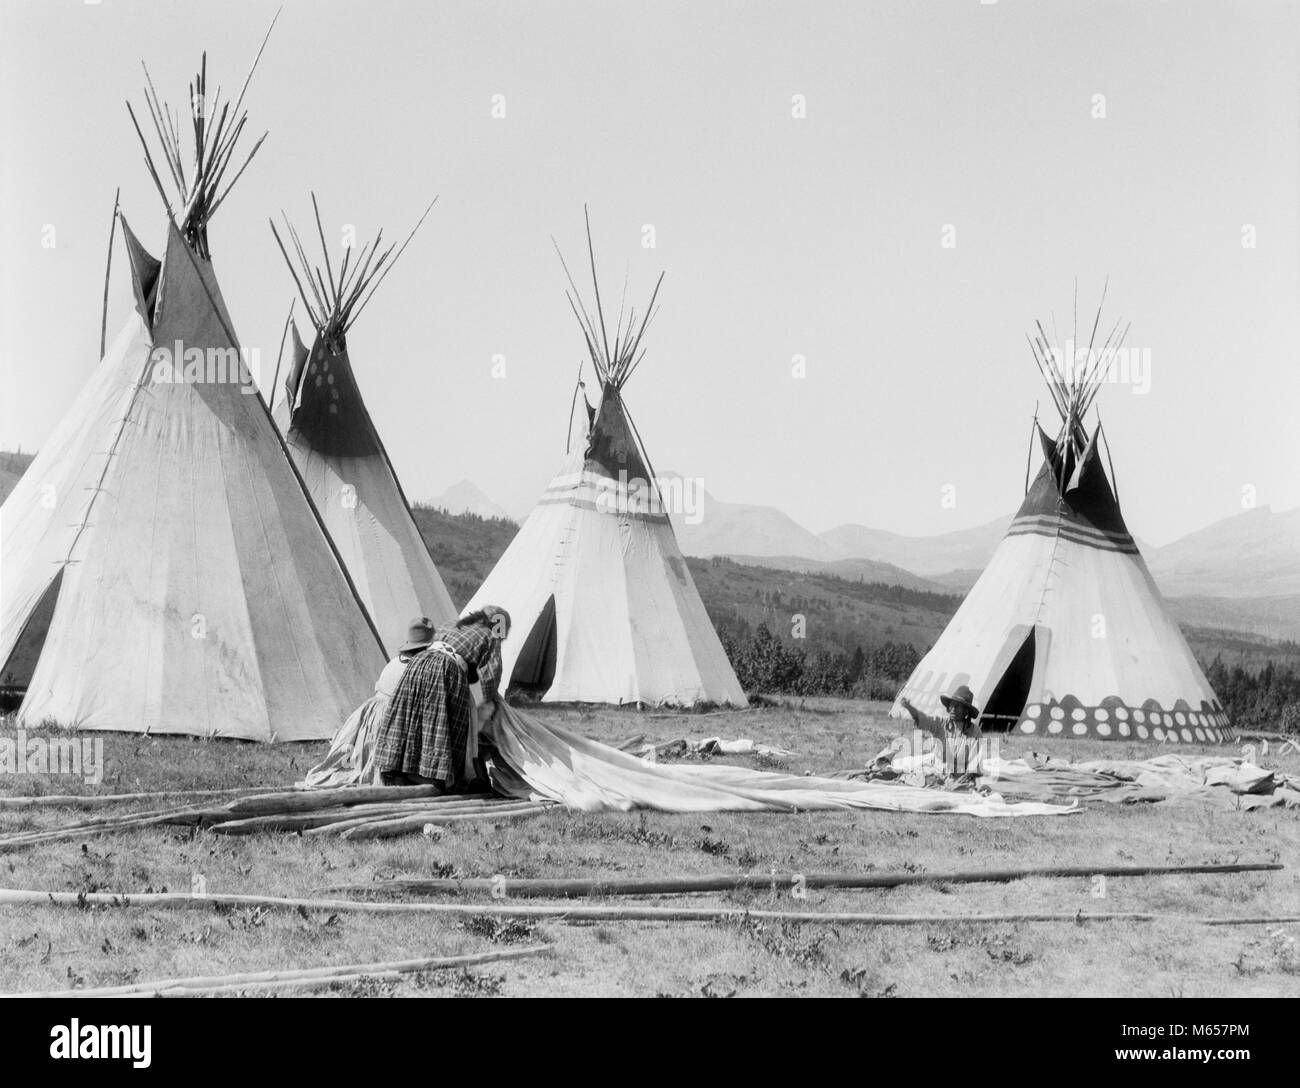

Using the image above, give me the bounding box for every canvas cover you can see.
[484,700,1068,815]
[277,330,457,650]
[0,221,385,739]
[891,428,1230,743]
[465,385,747,707]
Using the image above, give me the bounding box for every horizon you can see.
[2,1,1298,550]
[417,471,1297,549]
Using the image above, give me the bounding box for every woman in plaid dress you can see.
[374,607,511,790]
[299,617,439,789]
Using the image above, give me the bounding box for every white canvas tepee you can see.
[464,214,747,707]
[0,50,386,740]
[891,295,1231,743]
[270,197,457,649]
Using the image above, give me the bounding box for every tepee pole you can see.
[565,357,584,454]
[267,299,295,417]
[347,196,438,327]
[99,188,120,359]
[1097,412,1120,504]
[583,205,612,368]
[1024,404,1038,495]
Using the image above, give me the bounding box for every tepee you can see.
[270,196,457,649]
[0,47,386,740]
[464,214,747,707]
[891,294,1232,743]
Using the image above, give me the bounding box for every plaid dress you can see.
[373,623,503,786]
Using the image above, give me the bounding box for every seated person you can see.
[898,683,984,779]
[299,616,437,789]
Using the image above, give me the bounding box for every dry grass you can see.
[1,699,1297,997]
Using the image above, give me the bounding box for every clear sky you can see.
[2,0,1296,546]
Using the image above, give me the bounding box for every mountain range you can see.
[684,493,1299,610]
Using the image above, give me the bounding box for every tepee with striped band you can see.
[891,294,1231,743]
[270,196,457,649]
[0,45,386,739]
[464,213,747,707]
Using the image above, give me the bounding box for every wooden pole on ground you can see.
[223,784,468,817]
[209,797,541,836]
[11,945,552,999]
[339,803,554,841]
[1,887,1295,928]
[328,861,1284,899]
[0,787,272,811]
[0,805,230,851]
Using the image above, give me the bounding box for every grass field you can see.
[1,699,1297,997]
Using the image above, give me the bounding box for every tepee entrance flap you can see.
[979,624,1049,729]
[0,570,63,693]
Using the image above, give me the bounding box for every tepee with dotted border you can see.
[463,213,747,708]
[0,42,387,739]
[890,293,1231,743]
[270,196,458,650]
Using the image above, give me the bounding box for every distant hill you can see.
[1147,505,1300,597]
[723,554,948,594]
[427,479,516,523]
[929,568,982,592]
[1165,595,1300,644]
[684,555,960,659]
[819,515,1012,576]
[409,505,518,609]
[671,485,836,561]
[0,450,35,505]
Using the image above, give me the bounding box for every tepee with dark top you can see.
[892,291,1231,743]
[270,196,457,649]
[465,212,747,707]
[0,40,386,739]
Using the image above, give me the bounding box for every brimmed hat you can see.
[940,684,980,717]
[399,616,437,654]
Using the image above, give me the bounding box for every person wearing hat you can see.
[375,606,512,791]
[299,616,438,788]
[899,684,984,781]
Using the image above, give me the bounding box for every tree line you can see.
[718,625,1300,732]
[1201,656,1300,732]
[720,624,921,700]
